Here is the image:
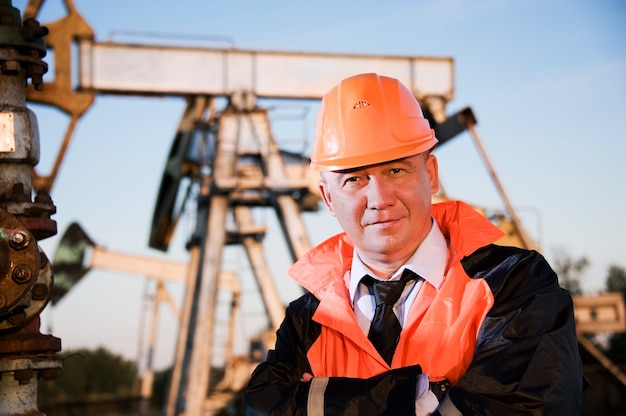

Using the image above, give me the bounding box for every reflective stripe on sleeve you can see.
[307,376,329,416]
[438,394,462,416]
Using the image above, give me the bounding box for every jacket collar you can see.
[289,200,504,297]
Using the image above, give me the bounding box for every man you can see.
[245,73,584,415]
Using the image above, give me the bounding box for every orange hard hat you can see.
[310,73,438,171]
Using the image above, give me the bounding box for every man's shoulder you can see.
[288,291,321,310]
[461,244,535,275]
[286,292,321,324]
[461,244,561,309]
[284,292,322,349]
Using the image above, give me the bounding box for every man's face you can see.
[319,154,439,273]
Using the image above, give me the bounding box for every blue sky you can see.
[13,0,626,369]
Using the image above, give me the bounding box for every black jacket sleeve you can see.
[442,245,585,415]
[244,293,421,415]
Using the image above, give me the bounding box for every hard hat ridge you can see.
[310,73,438,171]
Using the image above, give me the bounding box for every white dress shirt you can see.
[349,218,449,336]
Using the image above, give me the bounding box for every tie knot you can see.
[361,269,418,307]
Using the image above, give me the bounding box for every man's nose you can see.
[365,178,394,209]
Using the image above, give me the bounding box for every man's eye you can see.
[341,175,365,186]
[390,168,403,174]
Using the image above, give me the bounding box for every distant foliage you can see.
[605,265,626,293]
[604,265,626,363]
[152,367,172,399]
[552,249,589,295]
[39,346,139,402]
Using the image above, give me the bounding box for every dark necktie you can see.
[361,269,418,365]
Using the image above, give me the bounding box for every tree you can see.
[604,265,626,363]
[38,346,139,402]
[551,248,589,295]
[605,265,626,293]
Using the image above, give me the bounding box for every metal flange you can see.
[0,208,52,332]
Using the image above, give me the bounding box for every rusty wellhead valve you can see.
[0,1,61,415]
[0,209,52,330]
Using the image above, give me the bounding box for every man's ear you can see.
[318,179,337,217]
[427,154,439,194]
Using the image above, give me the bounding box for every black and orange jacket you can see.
[245,201,584,415]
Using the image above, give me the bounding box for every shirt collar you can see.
[349,218,448,300]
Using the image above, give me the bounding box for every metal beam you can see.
[90,247,187,282]
[234,206,285,331]
[184,195,229,416]
[275,195,313,261]
[78,40,454,101]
